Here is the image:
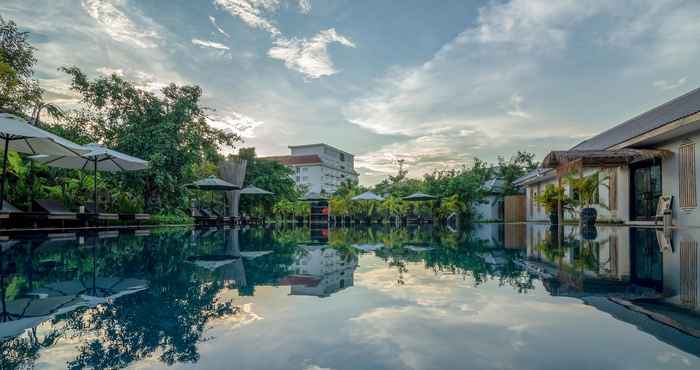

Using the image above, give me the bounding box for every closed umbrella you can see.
[31,143,148,213]
[0,113,88,209]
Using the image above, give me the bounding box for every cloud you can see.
[348,0,700,181]
[652,77,687,91]
[298,0,311,14]
[268,28,355,79]
[96,66,125,77]
[192,38,230,50]
[209,15,232,38]
[214,0,281,37]
[207,111,265,139]
[81,0,160,48]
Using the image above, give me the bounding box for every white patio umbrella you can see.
[31,143,148,213]
[351,191,384,201]
[0,113,88,209]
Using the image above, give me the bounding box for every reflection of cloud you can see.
[268,29,355,79]
[215,303,263,329]
[82,0,160,48]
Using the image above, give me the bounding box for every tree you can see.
[229,147,298,215]
[59,66,240,212]
[496,151,539,195]
[0,16,41,113]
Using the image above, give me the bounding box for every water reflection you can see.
[0,224,698,369]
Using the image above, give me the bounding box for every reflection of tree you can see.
[63,282,235,369]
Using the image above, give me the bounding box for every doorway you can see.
[630,160,662,221]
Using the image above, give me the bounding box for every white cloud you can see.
[208,111,265,138]
[507,94,530,119]
[81,0,160,48]
[214,0,281,37]
[96,67,125,77]
[192,38,230,50]
[209,15,232,38]
[268,28,355,79]
[652,77,687,91]
[298,0,311,14]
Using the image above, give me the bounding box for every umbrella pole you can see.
[94,160,98,213]
[0,139,9,209]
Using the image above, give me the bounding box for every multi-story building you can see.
[262,143,359,194]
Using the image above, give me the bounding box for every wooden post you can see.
[557,175,563,225]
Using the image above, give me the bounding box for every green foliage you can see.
[567,172,602,208]
[535,184,571,215]
[230,148,299,215]
[58,66,241,212]
[0,16,40,113]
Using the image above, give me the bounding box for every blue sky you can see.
[2,0,700,184]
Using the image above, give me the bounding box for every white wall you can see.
[657,131,700,227]
[474,195,502,221]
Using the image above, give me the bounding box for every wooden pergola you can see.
[541,148,673,224]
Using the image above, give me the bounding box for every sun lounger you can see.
[118,212,151,223]
[84,203,119,222]
[32,200,78,221]
[209,209,231,223]
[193,208,218,224]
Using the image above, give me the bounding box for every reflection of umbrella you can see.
[402,192,437,201]
[32,143,148,213]
[351,243,384,252]
[1,296,86,339]
[240,185,274,195]
[0,113,88,209]
[32,277,148,307]
[404,245,434,252]
[239,251,273,259]
[351,191,384,201]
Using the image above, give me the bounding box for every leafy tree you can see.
[496,151,539,195]
[0,16,40,113]
[59,66,240,212]
[229,147,298,215]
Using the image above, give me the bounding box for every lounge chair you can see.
[655,195,673,226]
[209,209,231,223]
[118,212,151,224]
[84,203,119,223]
[33,199,79,222]
[193,208,218,224]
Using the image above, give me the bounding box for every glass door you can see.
[631,160,662,221]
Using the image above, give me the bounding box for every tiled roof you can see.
[573,87,700,150]
[261,155,322,166]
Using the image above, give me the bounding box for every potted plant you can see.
[568,173,602,226]
[535,184,569,224]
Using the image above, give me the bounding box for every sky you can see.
[2,0,700,185]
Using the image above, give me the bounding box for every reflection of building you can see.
[262,144,359,194]
[524,224,700,343]
[279,245,358,298]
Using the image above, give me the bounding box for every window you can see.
[339,153,345,162]
[679,143,697,208]
[302,167,308,172]
[608,168,618,211]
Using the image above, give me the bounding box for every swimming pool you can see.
[1,224,699,369]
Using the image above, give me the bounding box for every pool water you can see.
[1,224,699,370]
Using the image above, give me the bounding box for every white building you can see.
[516,87,700,226]
[474,178,506,221]
[263,144,359,194]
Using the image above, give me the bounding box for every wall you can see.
[657,131,700,227]
[474,195,502,221]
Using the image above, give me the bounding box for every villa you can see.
[262,143,359,194]
[516,87,700,227]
